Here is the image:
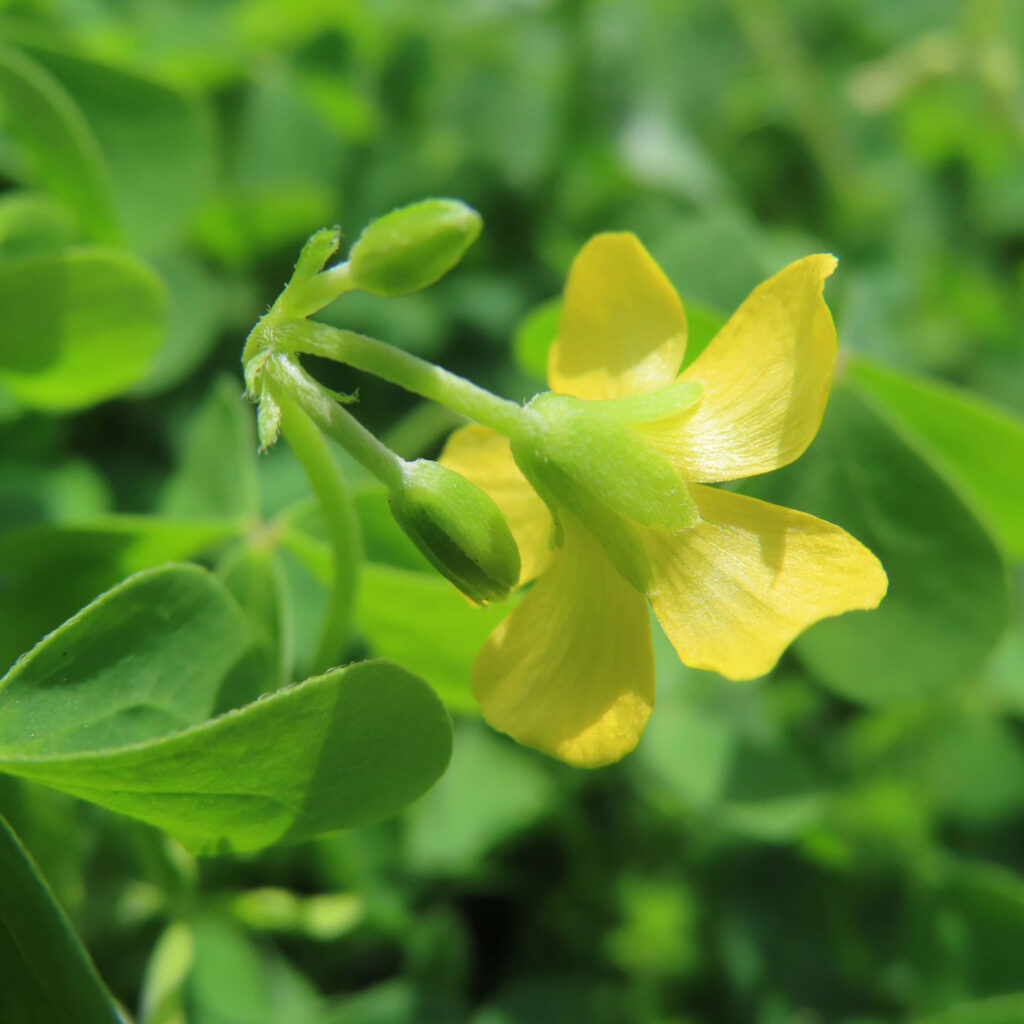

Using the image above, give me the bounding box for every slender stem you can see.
[268,354,406,490]
[271,383,361,675]
[274,319,532,440]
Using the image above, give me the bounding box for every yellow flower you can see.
[441,234,887,768]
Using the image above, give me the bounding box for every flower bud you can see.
[348,199,482,297]
[388,459,520,604]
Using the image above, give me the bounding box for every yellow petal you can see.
[648,484,887,681]
[439,423,554,584]
[472,523,654,767]
[548,233,687,400]
[636,255,838,482]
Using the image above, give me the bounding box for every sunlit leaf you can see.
[0,566,452,852]
[0,248,165,410]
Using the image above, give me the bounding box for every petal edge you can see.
[548,233,688,401]
[648,484,887,680]
[473,523,654,767]
[637,254,838,482]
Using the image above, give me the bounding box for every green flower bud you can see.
[388,459,520,605]
[348,199,482,297]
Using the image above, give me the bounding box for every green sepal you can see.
[348,199,482,298]
[511,441,653,593]
[256,387,282,452]
[290,226,342,286]
[271,226,353,320]
[524,392,699,534]
[387,459,520,605]
[591,377,704,424]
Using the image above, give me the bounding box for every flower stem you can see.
[270,381,362,675]
[274,319,532,440]
[268,354,407,490]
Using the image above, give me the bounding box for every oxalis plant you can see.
[244,199,888,768]
[0,198,888,1020]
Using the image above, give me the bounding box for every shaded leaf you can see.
[359,563,513,713]
[160,376,259,521]
[748,386,1010,705]
[0,813,122,1024]
[849,358,1024,559]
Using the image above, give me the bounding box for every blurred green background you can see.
[1,0,1024,1021]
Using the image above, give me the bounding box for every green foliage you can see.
[1,1,1023,1022]
[0,813,122,1023]
[0,248,165,409]
[849,358,1024,559]
[0,45,119,243]
[747,385,1010,705]
[0,565,452,854]
[7,31,214,251]
[358,564,510,713]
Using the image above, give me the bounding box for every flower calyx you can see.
[507,387,704,593]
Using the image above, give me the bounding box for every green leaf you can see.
[512,297,560,381]
[0,247,166,410]
[139,921,194,1024]
[0,457,109,531]
[747,385,1010,706]
[905,860,1024,1010]
[0,564,262,756]
[219,546,294,690]
[134,253,225,397]
[914,994,1024,1024]
[405,722,555,876]
[358,564,512,713]
[2,660,452,854]
[0,46,120,243]
[642,630,823,840]
[0,568,452,853]
[160,376,259,521]
[848,358,1024,559]
[0,516,240,672]
[184,917,324,1024]
[10,35,214,251]
[0,813,122,1024]
[0,190,77,260]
